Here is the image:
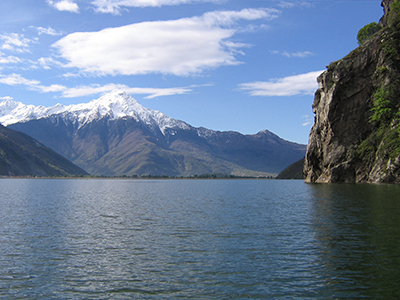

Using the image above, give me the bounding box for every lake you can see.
[0,179,399,299]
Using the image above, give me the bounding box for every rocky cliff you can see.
[304,0,400,183]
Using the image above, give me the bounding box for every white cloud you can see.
[0,73,40,86]
[239,70,323,97]
[47,0,80,13]
[38,84,68,93]
[38,57,64,70]
[60,83,193,98]
[239,23,271,33]
[0,52,22,64]
[277,1,312,9]
[128,87,192,99]
[92,0,221,14]
[0,96,13,101]
[0,33,34,53]
[302,114,313,126]
[33,26,64,36]
[271,50,314,58]
[201,8,278,26]
[0,73,193,98]
[290,51,314,58]
[0,73,67,93]
[53,8,279,76]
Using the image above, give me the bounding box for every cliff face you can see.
[380,0,395,26]
[304,0,400,183]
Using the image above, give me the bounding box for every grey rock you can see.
[304,1,400,183]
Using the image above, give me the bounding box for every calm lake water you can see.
[0,179,399,299]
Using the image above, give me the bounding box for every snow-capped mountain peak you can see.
[0,90,190,134]
[0,98,50,127]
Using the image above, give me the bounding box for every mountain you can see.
[0,90,306,177]
[0,124,88,177]
[304,0,400,183]
[276,158,304,180]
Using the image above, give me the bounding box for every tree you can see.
[357,22,381,45]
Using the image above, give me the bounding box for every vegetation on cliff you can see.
[357,0,400,169]
[357,22,381,45]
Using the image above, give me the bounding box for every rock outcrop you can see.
[304,0,400,183]
[380,0,395,26]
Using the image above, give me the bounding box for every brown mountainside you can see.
[0,124,88,177]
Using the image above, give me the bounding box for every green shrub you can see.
[397,107,400,135]
[357,1,400,162]
[388,0,400,28]
[357,22,381,45]
[358,126,400,161]
[370,87,392,125]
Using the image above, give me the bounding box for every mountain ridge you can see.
[1,90,306,177]
[0,90,190,134]
[0,124,88,177]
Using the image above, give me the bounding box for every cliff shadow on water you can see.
[304,0,400,183]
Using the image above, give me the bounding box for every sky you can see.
[0,0,384,144]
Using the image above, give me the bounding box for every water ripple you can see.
[0,179,400,298]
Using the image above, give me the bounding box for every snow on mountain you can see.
[0,90,190,134]
[2,90,307,177]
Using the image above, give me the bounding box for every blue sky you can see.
[0,0,383,144]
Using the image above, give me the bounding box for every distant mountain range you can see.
[0,90,306,177]
[0,124,88,177]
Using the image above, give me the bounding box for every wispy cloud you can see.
[0,52,22,64]
[53,8,280,76]
[31,26,64,36]
[0,72,194,99]
[92,0,222,15]
[238,70,323,97]
[302,114,313,126]
[61,84,193,99]
[0,33,35,53]
[277,1,313,9]
[47,0,80,13]
[0,96,13,101]
[0,73,67,93]
[271,50,314,58]
[37,57,64,70]
[0,73,40,86]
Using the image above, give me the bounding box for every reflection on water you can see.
[309,184,400,299]
[0,179,399,299]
